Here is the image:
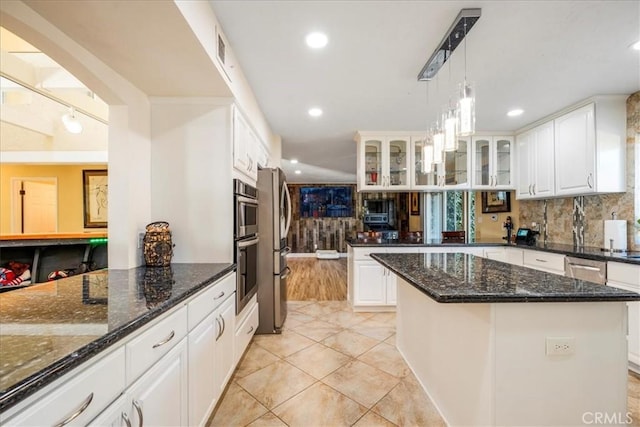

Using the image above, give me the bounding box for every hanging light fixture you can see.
[421,130,434,173]
[432,121,444,164]
[456,16,476,136]
[443,35,458,152]
[62,107,83,134]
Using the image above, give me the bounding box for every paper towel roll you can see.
[604,220,627,251]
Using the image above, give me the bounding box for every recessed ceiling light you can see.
[507,109,524,117]
[308,107,323,117]
[632,40,640,50]
[294,170,302,174]
[290,159,299,164]
[305,32,328,49]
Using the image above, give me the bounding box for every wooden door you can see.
[11,178,57,233]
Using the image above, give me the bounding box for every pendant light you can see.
[421,130,434,173]
[443,36,458,152]
[457,17,475,136]
[432,121,444,165]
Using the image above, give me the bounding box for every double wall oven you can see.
[234,179,259,314]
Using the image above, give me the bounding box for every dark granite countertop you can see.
[0,262,235,413]
[348,239,640,265]
[371,252,640,304]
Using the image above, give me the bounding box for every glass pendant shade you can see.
[443,107,458,152]
[421,137,434,173]
[432,123,445,165]
[456,81,475,136]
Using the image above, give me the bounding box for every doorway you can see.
[11,177,58,234]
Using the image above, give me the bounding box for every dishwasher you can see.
[564,256,607,284]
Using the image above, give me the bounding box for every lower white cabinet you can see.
[127,338,189,427]
[188,311,219,427]
[353,261,395,308]
[234,300,259,365]
[214,295,236,398]
[522,250,565,275]
[607,262,640,373]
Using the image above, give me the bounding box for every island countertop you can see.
[371,252,640,303]
[0,262,235,413]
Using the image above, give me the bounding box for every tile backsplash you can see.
[519,91,639,251]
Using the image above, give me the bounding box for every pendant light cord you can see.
[463,17,468,83]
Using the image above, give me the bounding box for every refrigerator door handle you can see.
[282,246,292,256]
[280,266,292,280]
[237,236,260,248]
[283,181,292,238]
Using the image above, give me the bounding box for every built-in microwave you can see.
[234,179,258,239]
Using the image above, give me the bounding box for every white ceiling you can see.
[210,0,640,183]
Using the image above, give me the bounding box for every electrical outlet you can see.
[138,232,145,249]
[546,337,575,356]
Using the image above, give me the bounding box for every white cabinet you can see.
[440,136,471,189]
[607,262,640,373]
[472,136,514,189]
[355,133,411,191]
[214,295,236,397]
[4,348,126,427]
[234,299,259,365]
[554,99,626,196]
[350,247,399,310]
[516,121,555,199]
[411,136,440,190]
[128,339,189,427]
[255,141,270,169]
[188,311,218,427]
[522,250,565,275]
[233,106,258,181]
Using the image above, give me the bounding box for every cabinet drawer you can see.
[5,347,125,427]
[234,301,259,364]
[126,306,187,383]
[353,248,385,261]
[188,272,236,330]
[523,251,565,274]
[607,262,640,289]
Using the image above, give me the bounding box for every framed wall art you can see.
[83,170,108,228]
[481,191,511,213]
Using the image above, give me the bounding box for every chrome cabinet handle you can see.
[532,184,536,195]
[133,400,143,427]
[215,317,222,341]
[122,412,132,427]
[568,263,601,271]
[152,330,175,349]
[587,173,593,189]
[220,314,226,338]
[535,258,548,263]
[528,184,532,195]
[247,325,254,334]
[214,291,225,300]
[54,393,94,427]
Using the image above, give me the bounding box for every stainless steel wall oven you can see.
[234,179,259,314]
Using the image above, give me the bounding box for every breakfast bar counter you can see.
[371,252,639,426]
[0,263,235,414]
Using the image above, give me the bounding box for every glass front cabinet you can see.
[471,136,514,189]
[356,133,411,191]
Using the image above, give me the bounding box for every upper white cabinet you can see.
[233,106,258,182]
[356,133,411,191]
[440,136,471,189]
[472,136,514,189]
[554,99,626,196]
[516,96,626,200]
[412,136,440,190]
[516,121,555,199]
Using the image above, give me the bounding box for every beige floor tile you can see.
[322,329,380,358]
[285,310,317,325]
[246,411,288,427]
[295,302,344,317]
[236,360,316,409]
[352,410,398,427]
[208,383,268,426]
[285,342,352,379]
[372,375,445,426]
[358,342,411,378]
[233,341,281,378]
[273,382,367,427]
[367,312,396,324]
[348,324,395,341]
[288,300,315,308]
[384,334,396,346]
[324,310,374,328]
[322,360,400,408]
[252,330,315,358]
[292,319,343,341]
[317,300,350,311]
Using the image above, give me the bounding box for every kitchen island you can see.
[0,262,237,425]
[371,252,640,427]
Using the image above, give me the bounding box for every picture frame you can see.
[410,192,420,215]
[481,191,511,213]
[83,170,108,228]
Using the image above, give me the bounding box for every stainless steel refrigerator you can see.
[256,167,292,334]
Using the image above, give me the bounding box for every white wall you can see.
[150,98,234,263]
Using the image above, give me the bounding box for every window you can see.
[424,192,475,242]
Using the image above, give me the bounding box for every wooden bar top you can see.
[0,232,107,241]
